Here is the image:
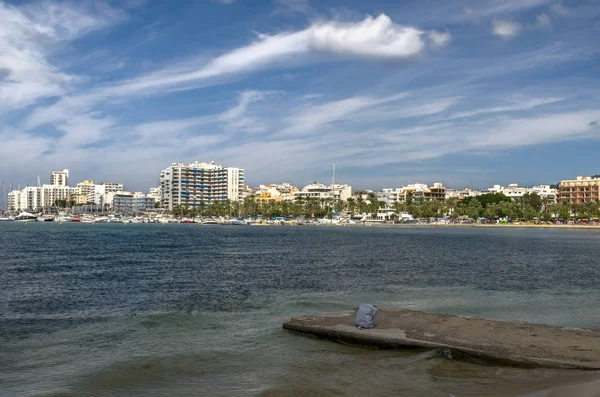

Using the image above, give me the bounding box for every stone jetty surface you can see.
[283,307,600,369]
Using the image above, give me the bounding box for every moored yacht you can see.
[15,212,38,222]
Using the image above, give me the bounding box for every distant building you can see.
[8,169,76,210]
[87,182,124,207]
[76,180,95,198]
[148,187,162,202]
[250,183,299,203]
[50,169,69,187]
[295,183,352,203]
[488,183,557,203]
[559,176,600,204]
[382,183,447,204]
[445,188,485,200]
[159,161,245,210]
[531,185,558,204]
[112,193,155,214]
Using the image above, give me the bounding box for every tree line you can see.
[166,191,600,221]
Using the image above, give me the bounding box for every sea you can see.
[1,223,599,397]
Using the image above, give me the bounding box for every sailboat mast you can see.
[331,164,335,220]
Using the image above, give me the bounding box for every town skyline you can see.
[0,162,587,195]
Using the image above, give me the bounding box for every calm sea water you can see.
[1,224,599,397]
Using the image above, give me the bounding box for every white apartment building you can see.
[488,184,557,202]
[87,182,124,207]
[7,169,76,210]
[159,161,245,210]
[381,183,447,204]
[531,185,558,203]
[50,169,69,187]
[8,185,76,210]
[148,187,162,202]
[294,183,352,202]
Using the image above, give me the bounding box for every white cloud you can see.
[550,2,572,17]
[477,0,553,18]
[444,97,564,120]
[428,30,452,47]
[133,90,270,144]
[108,14,427,96]
[0,1,123,109]
[536,13,552,28]
[473,110,600,148]
[492,19,522,39]
[281,93,409,135]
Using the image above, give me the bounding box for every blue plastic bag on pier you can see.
[355,304,377,329]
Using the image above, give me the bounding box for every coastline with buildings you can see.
[2,162,600,227]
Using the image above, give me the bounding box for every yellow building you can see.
[559,176,600,204]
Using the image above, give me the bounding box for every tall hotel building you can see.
[159,161,244,210]
[559,176,600,204]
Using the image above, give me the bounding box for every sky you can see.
[1,0,599,194]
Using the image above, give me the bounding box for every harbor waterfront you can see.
[2,224,599,396]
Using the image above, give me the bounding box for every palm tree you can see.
[445,197,458,218]
[346,197,356,215]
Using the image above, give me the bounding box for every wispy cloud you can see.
[428,30,452,47]
[103,14,433,97]
[536,13,552,28]
[0,1,125,110]
[281,93,409,135]
[272,0,311,15]
[473,0,553,19]
[492,19,522,39]
[550,2,572,17]
[444,97,564,121]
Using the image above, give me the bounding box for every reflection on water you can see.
[1,224,599,396]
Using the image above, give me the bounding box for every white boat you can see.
[56,216,73,222]
[37,215,55,222]
[15,212,38,222]
[0,215,14,221]
[80,215,95,223]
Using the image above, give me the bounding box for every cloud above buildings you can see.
[1,0,599,191]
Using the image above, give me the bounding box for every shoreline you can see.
[343,222,600,230]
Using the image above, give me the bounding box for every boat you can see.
[15,212,38,222]
[79,215,95,223]
[224,218,244,225]
[0,215,14,221]
[56,215,73,222]
[37,215,55,222]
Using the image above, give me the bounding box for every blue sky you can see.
[1,0,599,193]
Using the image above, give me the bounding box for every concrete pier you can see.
[283,307,600,369]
